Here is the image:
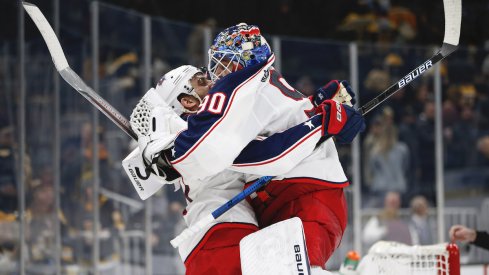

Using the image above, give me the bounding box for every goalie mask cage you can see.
[357,241,460,275]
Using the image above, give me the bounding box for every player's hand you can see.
[312,80,356,107]
[449,225,477,243]
[316,100,365,144]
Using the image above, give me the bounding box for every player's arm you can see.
[170,72,363,180]
[168,61,277,180]
[230,114,323,175]
[231,100,365,176]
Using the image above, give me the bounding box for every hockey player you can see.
[129,65,259,275]
[136,24,365,273]
[129,65,345,274]
[206,25,365,273]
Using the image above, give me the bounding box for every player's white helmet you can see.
[154,65,202,115]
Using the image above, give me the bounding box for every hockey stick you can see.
[170,0,461,248]
[22,2,138,141]
[360,0,461,115]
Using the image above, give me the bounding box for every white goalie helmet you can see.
[154,65,202,115]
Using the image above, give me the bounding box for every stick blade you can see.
[22,1,69,71]
[443,0,462,46]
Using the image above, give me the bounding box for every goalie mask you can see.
[208,23,272,82]
[155,65,203,115]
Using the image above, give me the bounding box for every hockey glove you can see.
[130,88,186,163]
[312,80,356,107]
[316,100,365,144]
[122,147,180,200]
[129,88,186,183]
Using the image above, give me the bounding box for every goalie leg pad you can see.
[240,217,311,275]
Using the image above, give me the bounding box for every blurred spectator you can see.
[0,126,34,212]
[70,181,120,263]
[0,126,18,214]
[447,106,478,168]
[412,82,431,115]
[459,84,477,109]
[362,191,413,248]
[80,123,114,191]
[409,195,435,245]
[363,115,383,191]
[27,179,57,264]
[105,52,141,116]
[0,127,18,270]
[415,100,436,203]
[59,123,122,263]
[398,106,419,188]
[364,107,409,207]
[449,225,489,250]
[387,6,417,43]
[476,136,489,166]
[363,68,390,94]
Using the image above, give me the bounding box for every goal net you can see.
[357,241,460,275]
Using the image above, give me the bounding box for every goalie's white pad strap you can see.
[122,147,173,200]
[240,217,311,275]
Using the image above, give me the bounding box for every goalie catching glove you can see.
[317,100,365,144]
[130,88,186,163]
[122,88,185,199]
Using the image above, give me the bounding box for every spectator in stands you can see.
[409,195,435,245]
[363,115,383,196]
[416,100,436,203]
[0,127,19,269]
[449,225,489,250]
[364,107,410,207]
[476,135,489,166]
[362,191,413,248]
[398,106,419,189]
[0,126,17,214]
[448,105,478,168]
[26,172,62,264]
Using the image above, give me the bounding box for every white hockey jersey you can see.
[177,170,257,262]
[172,55,349,260]
[169,54,348,187]
[176,113,340,261]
